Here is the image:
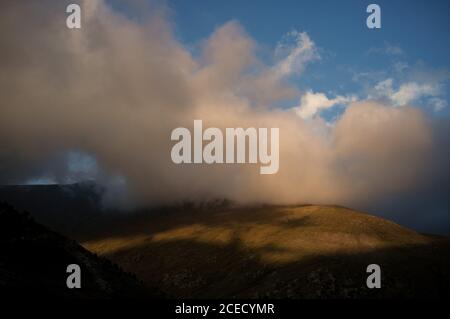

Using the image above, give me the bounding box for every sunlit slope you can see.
[83,205,450,298]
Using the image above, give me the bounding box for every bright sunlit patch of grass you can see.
[83,205,430,264]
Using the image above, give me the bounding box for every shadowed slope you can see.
[0,202,162,298]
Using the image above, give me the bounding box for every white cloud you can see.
[430,97,447,112]
[273,30,319,78]
[366,42,404,56]
[295,91,357,119]
[391,82,439,106]
[373,78,394,96]
[393,62,409,73]
[370,78,445,110]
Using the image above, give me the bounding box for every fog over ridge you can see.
[0,0,449,234]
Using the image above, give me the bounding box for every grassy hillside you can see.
[1,184,448,298]
[81,205,450,298]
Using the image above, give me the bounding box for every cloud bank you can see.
[0,0,449,233]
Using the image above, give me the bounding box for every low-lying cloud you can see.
[0,0,449,233]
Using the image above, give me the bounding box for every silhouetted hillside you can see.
[0,202,161,298]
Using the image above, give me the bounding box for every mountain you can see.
[0,183,104,237]
[81,204,450,298]
[0,202,161,298]
[1,183,450,298]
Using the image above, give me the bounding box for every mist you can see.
[0,0,449,234]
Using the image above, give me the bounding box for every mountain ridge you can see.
[1,184,449,298]
[81,204,450,298]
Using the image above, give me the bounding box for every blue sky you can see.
[109,0,450,119]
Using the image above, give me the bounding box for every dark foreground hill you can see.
[0,202,161,298]
[0,183,104,236]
